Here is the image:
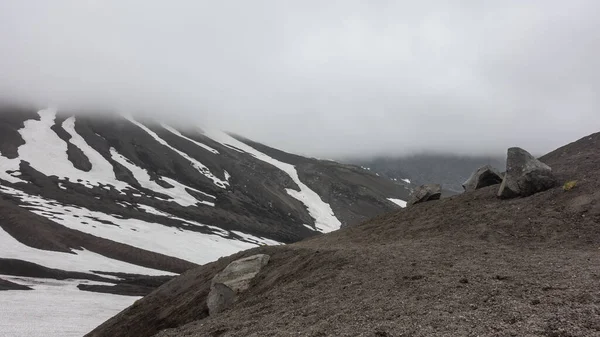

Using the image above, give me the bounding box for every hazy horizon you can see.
[1,1,599,158]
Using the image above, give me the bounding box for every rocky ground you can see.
[86,131,600,337]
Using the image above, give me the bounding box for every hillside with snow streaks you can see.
[162,124,220,155]
[0,225,171,276]
[202,129,342,233]
[109,148,215,207]
[0,185,277,265]
[126,117,229,189]
[16,110,122,191]
[62,116,131,191]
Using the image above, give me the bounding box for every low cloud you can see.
[1,1,599,158]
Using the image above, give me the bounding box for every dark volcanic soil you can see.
[89,131,600,337]
[0,277,32,291]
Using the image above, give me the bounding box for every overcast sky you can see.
[1,1,599,158]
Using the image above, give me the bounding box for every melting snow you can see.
[387,198,407,208]
[0,275,140,337]
[0,152,23,183]
[401,178,411,184]
[14,110,123,191]
[202,129,342,233]
[126,117,229,189]
[0,224,171,276]
[162,124,220,154]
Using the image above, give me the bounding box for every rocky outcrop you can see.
[207,254,270,315]
[462,165,503,192]
[407,184,442,206]
[498,147,557,199]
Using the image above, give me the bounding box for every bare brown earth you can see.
[89,132,600,337]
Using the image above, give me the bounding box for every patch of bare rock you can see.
[497,147,557,198]
[410,146,557,205]
[207,254,270,315]
[462,165,503,192]
[407,184,442,206]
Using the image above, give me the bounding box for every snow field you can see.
[0,275,141,337]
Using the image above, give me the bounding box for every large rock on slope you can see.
[207,254,270,315]
[462,165,503,192]
[407,184,442,206]
[206,283,236,316]
[498,147,557,199]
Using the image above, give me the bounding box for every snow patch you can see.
[0,222,171,276]
[126,117,229,189]
[387,198,407,208]
[162,124,220,154]
[0,276,140,337]
[203,129,341,233]
[110,148,215,207]
[401,178,411,184]
[61,117,130,191]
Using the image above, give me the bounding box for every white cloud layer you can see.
[1,1,599,157]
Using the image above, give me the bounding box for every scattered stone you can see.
[498,147,557,199]
[207,254,270,316]
[407,184,442,206]
[459,278,469,284]
[462,165,503,192]
[531,299,541,305]
[206,283,236,316]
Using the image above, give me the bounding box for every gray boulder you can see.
[462,165,503,192]
[211,254,270,293]
[497,147,557,199]
[408,184,442,206]
[207,254,270,315]
[206,283,235,316]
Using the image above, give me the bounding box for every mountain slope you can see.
[350,154,506,193]
[0,105,410,337]
[88,131,600,337]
